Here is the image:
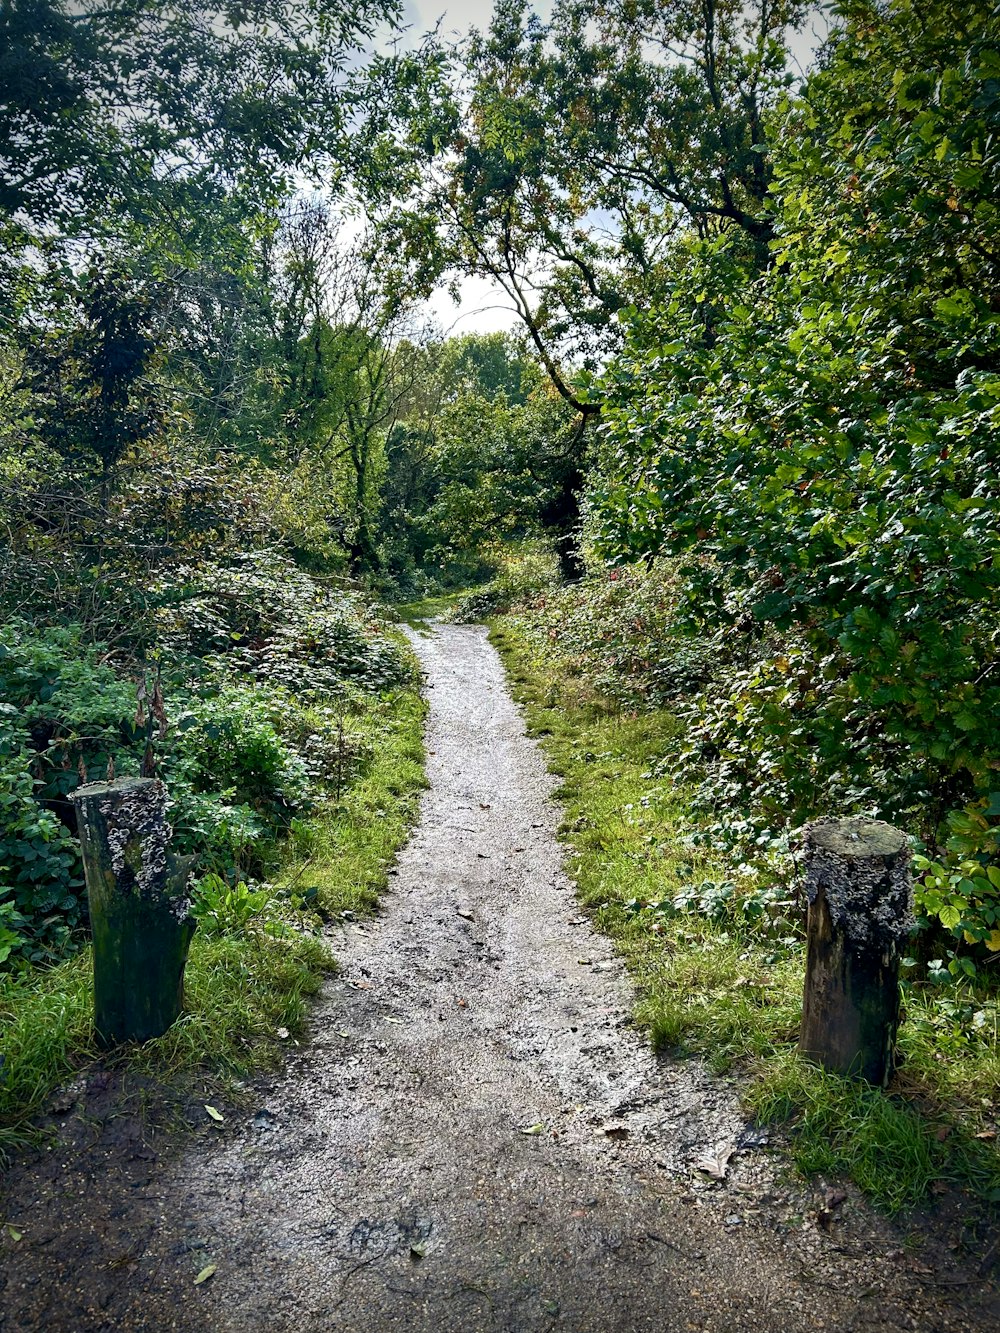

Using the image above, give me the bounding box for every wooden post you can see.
[798,816,913,1086]
[71,777,196,1045]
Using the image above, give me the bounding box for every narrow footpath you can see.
[1,625,996,1332]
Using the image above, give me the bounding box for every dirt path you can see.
[2,624,997,1332]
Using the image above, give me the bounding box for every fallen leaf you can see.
[521,1122,546,1136]
[974,1129,997,1140]
[694,1144,735,1180]
[204,1105,224,1124]
[409,1242,426,1260]
[337,1031,351,1039]
[7,1225,23,1242]
[194,1264,216,1285]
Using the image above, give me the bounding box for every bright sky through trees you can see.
[405,0,831,335]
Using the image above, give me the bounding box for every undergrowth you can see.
[0,679,426,1162]
[490,618,1000,1214]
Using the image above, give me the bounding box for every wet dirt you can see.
[2,623,998,1332]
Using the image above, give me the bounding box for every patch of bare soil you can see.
[1,624,997,1332]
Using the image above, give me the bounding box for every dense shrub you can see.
[0,626,138,965]
[154,552,409,697]
[448,542,560,622]
[0,561,412,970]
[519,558,720,708]
[579,0,1000,977]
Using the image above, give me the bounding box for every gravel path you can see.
[1,623,997,1332]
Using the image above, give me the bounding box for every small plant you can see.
[0,899,30,968]
[912,852,1000,983]
[191,873,273,936]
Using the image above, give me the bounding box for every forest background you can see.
[2,0,1000,1205]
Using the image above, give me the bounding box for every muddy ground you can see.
[1,623,998,1332]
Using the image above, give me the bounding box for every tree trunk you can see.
[71,777,196,1045]
[798,817,913,1086]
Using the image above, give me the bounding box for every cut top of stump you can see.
[72,776,157,802]
[802,816,913,950]
[805,817,907,860]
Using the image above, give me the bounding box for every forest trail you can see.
[1,624,996,1333]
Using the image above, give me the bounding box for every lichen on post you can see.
[798,816,913,1086]
[71,777,196,1045]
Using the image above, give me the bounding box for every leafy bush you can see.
[515,557,720,708]
[0,625,139,962]
[448,542,559,621]
[154,552,409,697]
[580,0,1000,964]
[0,595,411,966]
[173,689,312,822]
[0,741,81,967]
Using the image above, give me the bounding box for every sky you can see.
[395,1,832,338]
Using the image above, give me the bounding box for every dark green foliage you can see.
[154,552,409,697]
[0,0,400,235]
[0,625,134,964]
[584,0,1000,971]
[0,571,410,970]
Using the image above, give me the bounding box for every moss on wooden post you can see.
[798,816,913,1087]
[71,777,196,1045]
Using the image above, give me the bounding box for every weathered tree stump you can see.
[798,816,913,1086]
[71,777,196,1045]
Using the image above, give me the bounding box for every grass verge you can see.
[490,616,1000,1214]
[0,681,426,1163]
[392,592,468,627]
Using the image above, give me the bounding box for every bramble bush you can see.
[0,557,411,970]
[578,0,1000,980]
[154,552,409,698]
[520,557,721,709]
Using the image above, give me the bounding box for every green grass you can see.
[0,681,426,1163]
[277,685,427,919]
[489,617,1000,1213]
[392,592,468,627]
